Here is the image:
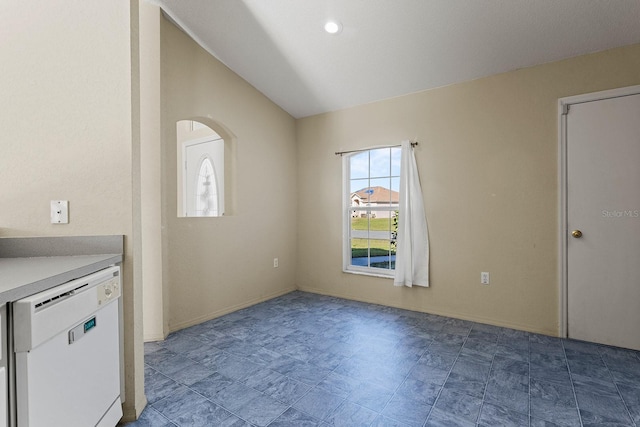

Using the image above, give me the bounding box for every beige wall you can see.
[296,43,640,336]
[0,0,145,419]
[161,18,298,331]
[139,2,166,347]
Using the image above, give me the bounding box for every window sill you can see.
[343,268,394,279]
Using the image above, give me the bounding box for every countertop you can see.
[0,254,122,305]
[0,235,124,305]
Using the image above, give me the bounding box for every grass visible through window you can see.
[351,239,395,257]
[351,217,391,231]
[351,218,395,253]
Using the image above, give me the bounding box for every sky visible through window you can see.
[350,147,401,193]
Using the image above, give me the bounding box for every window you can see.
[182,136,224,217]
[195,157,219,216]
[343,147,401,277]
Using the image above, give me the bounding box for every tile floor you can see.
[125,291,640,426]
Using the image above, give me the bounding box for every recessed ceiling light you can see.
[324,20,342,35]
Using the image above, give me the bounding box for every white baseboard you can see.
[143,333,166,343]
[297,285,558,337]
[168,287,297,333]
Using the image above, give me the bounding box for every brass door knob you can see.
[571,230,583,238]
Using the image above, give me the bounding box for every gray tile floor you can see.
[125,291,640,426]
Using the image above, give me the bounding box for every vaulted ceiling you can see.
[150,0,640,118]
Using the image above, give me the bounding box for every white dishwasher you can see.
[12,266,122,427]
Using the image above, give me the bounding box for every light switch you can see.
[50,200,69,224]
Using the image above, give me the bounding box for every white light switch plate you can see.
[50,200,69,224]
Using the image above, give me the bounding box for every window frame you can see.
[342,148,400,278]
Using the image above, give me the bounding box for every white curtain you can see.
[394,140,430,287]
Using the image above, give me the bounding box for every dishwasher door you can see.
[13,266,122,427]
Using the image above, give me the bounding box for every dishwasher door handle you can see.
[68,316,97,344]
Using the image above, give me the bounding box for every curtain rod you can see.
[335,141,418,156]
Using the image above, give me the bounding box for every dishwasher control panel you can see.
[97,276,121,306]
[13,266,121,352]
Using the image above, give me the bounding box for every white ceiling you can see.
[150,0,640,118]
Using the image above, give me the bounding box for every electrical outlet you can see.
[273,258,279,268]
[481,272,490,285]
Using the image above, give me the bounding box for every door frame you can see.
[557,85,640,338]
[181,135,224,216]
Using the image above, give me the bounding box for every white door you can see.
[184,137,224,217]
[566,92,640,350]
